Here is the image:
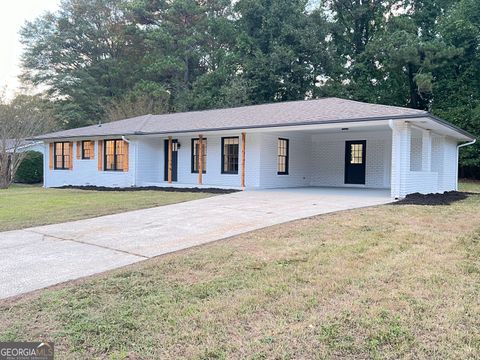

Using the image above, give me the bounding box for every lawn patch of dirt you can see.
[394,191,472,205]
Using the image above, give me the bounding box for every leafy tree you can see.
[105,81,170,122]
[233,0,330,103]
[0,95,54,189]
[432,0,480,177]
[17,0,480,176]
[20,0,146,128]
[15,151,43,184]
[131,0,237,111]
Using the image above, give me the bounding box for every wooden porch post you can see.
[241,132,246,188]
[168,136,173,183]
[198,134,203,185]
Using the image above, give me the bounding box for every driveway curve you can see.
[0,187,391,299]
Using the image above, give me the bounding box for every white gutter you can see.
[456,139,476,190]
[121,136,136,187]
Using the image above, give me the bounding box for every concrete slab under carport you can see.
[0,187,392,299]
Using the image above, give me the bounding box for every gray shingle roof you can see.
[5,139,37,150]
[33,97,440,140]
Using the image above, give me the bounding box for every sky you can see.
[0,0,60,99]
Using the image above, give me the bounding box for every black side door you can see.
[164,139,178,182]
[345,140,366,185]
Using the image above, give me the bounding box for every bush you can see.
[15,151,43,183]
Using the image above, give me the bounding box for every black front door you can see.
[164,139,178,182]
[345,140,366,185]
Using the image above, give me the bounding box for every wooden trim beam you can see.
[241,132,246,188]
[168,136,173,183]
[198,134,203,185]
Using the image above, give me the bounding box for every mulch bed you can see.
[394,191,473,206]
[56,185,239,194]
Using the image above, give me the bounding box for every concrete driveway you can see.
[0,187,391,299]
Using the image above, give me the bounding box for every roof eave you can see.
[31,113,475,142]
[426,114,476,141]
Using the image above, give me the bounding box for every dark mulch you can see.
[394,191,473,206]
[55,185,239,194]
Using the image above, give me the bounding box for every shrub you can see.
[15,151,43,183]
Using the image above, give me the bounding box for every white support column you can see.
[421,129,432,172]
[43,142,48,188]
[390,121,411,198]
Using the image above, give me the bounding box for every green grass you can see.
[0,182,479,359]
[459,179,480,193]
[0,184,213,231]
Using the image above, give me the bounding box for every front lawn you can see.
[0,183,479,359]
[459,179,480,193]
[0,185,214,231]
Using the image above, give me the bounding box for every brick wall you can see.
[310,131,391,188]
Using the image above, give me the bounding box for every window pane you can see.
[105,140,115,170]
[104,140,125,170]
[116,140,124,170]
[192,139,207,173]
[64,143,70,169]
[55,156,63,169]
[55,142,71,169]
[350,144,363,164]
[106,155,115,170]
[222,137,238,173]
[277,139,288,174]
[64,156,70,169]
[82,141,92,159]
[55,142,63,169]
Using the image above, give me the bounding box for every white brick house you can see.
[33,98,475,198]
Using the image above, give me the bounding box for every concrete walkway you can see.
[0,188,391,299]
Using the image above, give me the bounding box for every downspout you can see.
[456,139,476,190]
[121,136,136,187]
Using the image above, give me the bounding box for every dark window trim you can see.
[81,140,93,160]
[191,138,207,174]
[221,136,239,174]
[277,138,289,175]
[103,139,124,172]
[54,141,70,170]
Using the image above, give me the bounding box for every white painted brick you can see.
[44,140,135,188]
[310,131,391,188]
[43,125,460,196]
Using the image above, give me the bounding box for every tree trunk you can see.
[407,63,418,109]
[0,153,12,189]
[184,54,190,85]
[0,176,10,189]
